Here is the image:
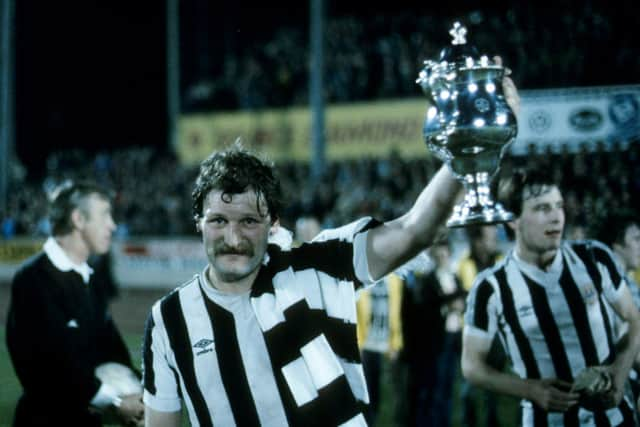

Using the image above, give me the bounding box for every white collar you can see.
[512,246,563,286]
[43,237,94,284]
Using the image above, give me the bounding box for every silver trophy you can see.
[417,22,517,228]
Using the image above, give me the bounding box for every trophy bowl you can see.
[417,22,518,228]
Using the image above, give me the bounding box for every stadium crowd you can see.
[2,141,638,242]
[183,3,639,112]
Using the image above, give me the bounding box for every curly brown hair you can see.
[191,142,283,224]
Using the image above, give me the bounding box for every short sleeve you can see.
[312,217,382,287]
[590,241,627,304]
[464,277,499,342]
[142,304,182,412]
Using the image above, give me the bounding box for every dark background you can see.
[13,0,640,175]
[15,1,167,174]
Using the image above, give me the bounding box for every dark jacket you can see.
[6,252,134,427]
[401,270,465,364]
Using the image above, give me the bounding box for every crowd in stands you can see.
[184,2,640,112]
[6,2,638,238]
[2,141,638,243]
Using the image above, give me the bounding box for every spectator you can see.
[457,225,508,427]
[594,210,640,412]
[356,271,406,426]
[401,240,463,427]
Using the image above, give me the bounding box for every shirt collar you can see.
[512,245,563,281]
[43,237,94,284]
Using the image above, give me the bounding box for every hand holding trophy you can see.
[417,22,518,227]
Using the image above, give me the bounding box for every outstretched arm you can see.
[366,165,460,280]
[462,332,580,412]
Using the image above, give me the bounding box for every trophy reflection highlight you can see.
[417,22,517,228]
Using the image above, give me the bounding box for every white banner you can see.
[0,238,206,289]
[512,85,640,154]
[111,239,207,289]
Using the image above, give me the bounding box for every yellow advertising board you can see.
[177,98,430,165]
[0,239,43,264]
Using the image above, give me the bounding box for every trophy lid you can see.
[438,22,479,64]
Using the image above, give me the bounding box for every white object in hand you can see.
[95,362,142,396]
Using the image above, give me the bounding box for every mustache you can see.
[214,241,254,256]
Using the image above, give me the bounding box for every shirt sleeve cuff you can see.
[353,228,376,286]
[463,324,495,341]
[143,390,182,412]
[90,382,119,409]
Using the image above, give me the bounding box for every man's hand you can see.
[597,365,626,409]
[115,393,145,426]
[571,365,618,410]
[494,56,520,116]
[528,379,580,412]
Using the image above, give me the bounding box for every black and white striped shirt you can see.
[143,218,378,426]
[464,240,636,427]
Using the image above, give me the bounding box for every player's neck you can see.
[205,266,258,295]
[516,245,557,271]
[55,234,90,265]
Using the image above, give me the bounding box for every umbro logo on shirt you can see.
[193,338,214,356]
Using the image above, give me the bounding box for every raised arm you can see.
[366,59,519,281]
[366,165,460,280]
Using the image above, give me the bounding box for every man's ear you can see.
[71,208,85,230]
[507,219,517,233]
[269,219,281,236]
[195,217,202,232]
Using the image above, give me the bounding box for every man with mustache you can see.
[140,142,462,427]
[462,168,640,426]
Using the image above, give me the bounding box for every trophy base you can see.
[446,204,515,228]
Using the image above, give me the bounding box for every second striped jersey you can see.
[464,239,636,427]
